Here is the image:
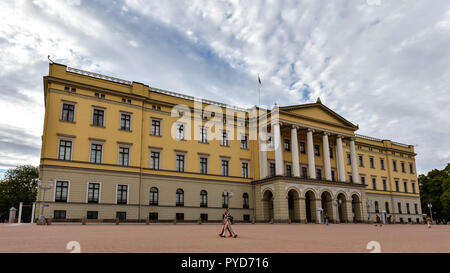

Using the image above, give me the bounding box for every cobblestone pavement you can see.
[0,223,449,253]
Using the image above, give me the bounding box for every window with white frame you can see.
[61,102,75,122]
[199,157,208,174]
[55,181,69,202]
[120,112,131,131]
[241,161,249,178]
[176,153,185,172]
[150,150,161,169]
[92,108,105,127]
[116,185,128,204]
[199,126,208,143]
[118,146,130,166]
[240,134,248,149]
[58,139,72,161]
[87,183,100,203]
[90,143,103,164]
[221,159,229,176]
[176,122,185,140]
[151,119,161,136]
[221,130,229,146]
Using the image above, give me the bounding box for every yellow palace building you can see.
[36,63,423,224]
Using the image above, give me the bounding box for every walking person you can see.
[426,216,431,228]
[324,213,329,226]
[219,208,238,238]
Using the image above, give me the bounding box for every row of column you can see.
[261,123,359,183]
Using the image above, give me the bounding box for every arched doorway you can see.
[304,190,316,223]
[321,191,333,221]
[337,193,347,223]
[288,189,300,222]
[263,190,274,221]
[352,194,362,223]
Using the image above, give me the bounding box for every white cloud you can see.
[0,0,449,174]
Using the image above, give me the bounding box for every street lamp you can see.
[38,179,54,223]
[366,200,373,222]
[427,203,433,222]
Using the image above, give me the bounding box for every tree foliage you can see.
[419,163,450,222]
[0,165,39,221]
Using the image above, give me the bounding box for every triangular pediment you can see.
[280,102,358,129]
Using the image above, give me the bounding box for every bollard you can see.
[145,217,150,225]
[173,218,177,225]
[82,217,86,225]
[198,217,202,224]
[18,202,23,224]
[46,218,52,225]
[9,207,17,223]
[115,218,120,225]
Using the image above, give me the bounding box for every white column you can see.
[306,128,316,179]
[336,136,346,182]
[18,202,23,224]
[259,131,268,178]
[322,133,332,180]
[350,138,359,183]
[31,202,36,224]
[274,122,284,175]
[291,126,300,177]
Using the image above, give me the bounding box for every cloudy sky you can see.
[0,0,449,176]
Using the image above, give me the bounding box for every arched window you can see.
[385,202,390,213]
[200,190,207,207]
[176,188,184,206]
[374,201,379,213]
[243,193,249,209]
[222,192,229,208]
[149,187,158,206]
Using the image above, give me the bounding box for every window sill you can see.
[90,124,106,128]
[119,128,132,132]
[150,134,162,137]
[59,119,76,124]
[220,144,230,147]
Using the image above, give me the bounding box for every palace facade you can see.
[36,63,423,224]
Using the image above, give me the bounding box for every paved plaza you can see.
[0,223,448,253]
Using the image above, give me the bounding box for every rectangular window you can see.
[395,180,400,192]
[221,130,228,146]
[361,176,366,185]
[329,146,333,158]
[176,154,185,172]
[412,182,416,193]
[393,160,398,172]
[380,158,385,170]
[200,157,208,174]
[284,139,290,151]
[243,214,250,221]
[120,113,131,131]
[87,183,100,203]
[372,177,377,190]
[269,162,276,177]
[242,162,249,178]
[316,168,322,180]
[150,151,160,169]
[403,181,408,193]
[314,144,320,156]
[151,119,161,136]
[55,181,69,202]
[90,143,102,164]
[286,164,292,177]
[347,153,351,165]
[401,162,406,173]
[117,185,128,204]
[409,163,414,174]
[200,213,208,222]
[118,146,130,166]
[176,123,185,140]
[149,213,158,221]
[398,202,402,214]
[302,167,308,179]
[87,211,98,219]
[406,203,410,214]
[221,159,229,176]
[61,103,75,122]
[331,170,336,181]
[300,142,306,154]
[53,210,66,219]
[382,179,387,191]
[58,140,72,160]
[176,213,184,221]
[370,157,375,168]
[92,108,105,127]
[200,126,208,143]
[116,212,126,220]
[359,155,364,167]
[414,204,418,214]
[349,174,353,183]
[240,135,249,149]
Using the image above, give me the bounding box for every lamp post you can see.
[366,200,373,223]
[38,179,54,223]
[427,203,433,222]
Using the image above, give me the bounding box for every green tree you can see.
[419,163,450,222]
[0,165,39,222]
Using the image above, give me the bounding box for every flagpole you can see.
[258,74,261,106]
